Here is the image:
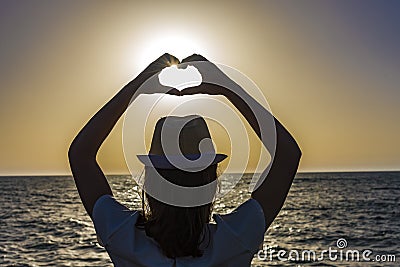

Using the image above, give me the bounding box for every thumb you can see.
[166,88,181,96]
[154,53,180,67]
[179,85,202,96]
[181,54,208,63]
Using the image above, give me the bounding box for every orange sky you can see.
[1,1,399,175]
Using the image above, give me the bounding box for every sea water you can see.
[1,172,399,266]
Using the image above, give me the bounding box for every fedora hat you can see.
[137,115,227,170]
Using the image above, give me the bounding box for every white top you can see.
[93,195,265,267]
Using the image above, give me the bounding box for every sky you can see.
[0,0,399,175]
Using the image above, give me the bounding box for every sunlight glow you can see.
[136,30,210,70]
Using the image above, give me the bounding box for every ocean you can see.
[0,172,399,266]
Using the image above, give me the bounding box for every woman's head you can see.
[135,115,226,258]
[137,115,227,171]
[138,164,219,258]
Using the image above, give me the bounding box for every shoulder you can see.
[212,198,266,252]
[92,195,139,246]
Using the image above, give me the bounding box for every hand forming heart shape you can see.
[136,53,238,97]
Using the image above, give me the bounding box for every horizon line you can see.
[1,169,400,177]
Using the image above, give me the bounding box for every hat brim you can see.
[137,153,227,170]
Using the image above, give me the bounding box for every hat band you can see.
[137,153,227,170]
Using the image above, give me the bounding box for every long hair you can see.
[136,164,218,258]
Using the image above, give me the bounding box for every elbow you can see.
[284,134,302,161]
[291,143,302,165]
[293,142,302,160]
[276,124,302,160]
[68,138,96,164]
[68,136,97,164]
[68,138,88,163]
[68,140,80,164]
[285,139,302,166]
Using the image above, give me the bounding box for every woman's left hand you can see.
[139,53,180,81]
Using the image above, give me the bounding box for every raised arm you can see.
[221,85,302,230]
[180,55,302,230]
[68,53,179,217]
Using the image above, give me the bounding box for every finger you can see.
[165,53,180,65]
[142,54,180,78]
[180,83,222,96]
[179,87,199,96]
[165,88,181,96]
[157,53,178,62]
[181,54,208,63]
[156,53,180,67]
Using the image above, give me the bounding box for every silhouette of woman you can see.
[68,53,302,266]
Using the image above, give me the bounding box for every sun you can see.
[135,30,210,70]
